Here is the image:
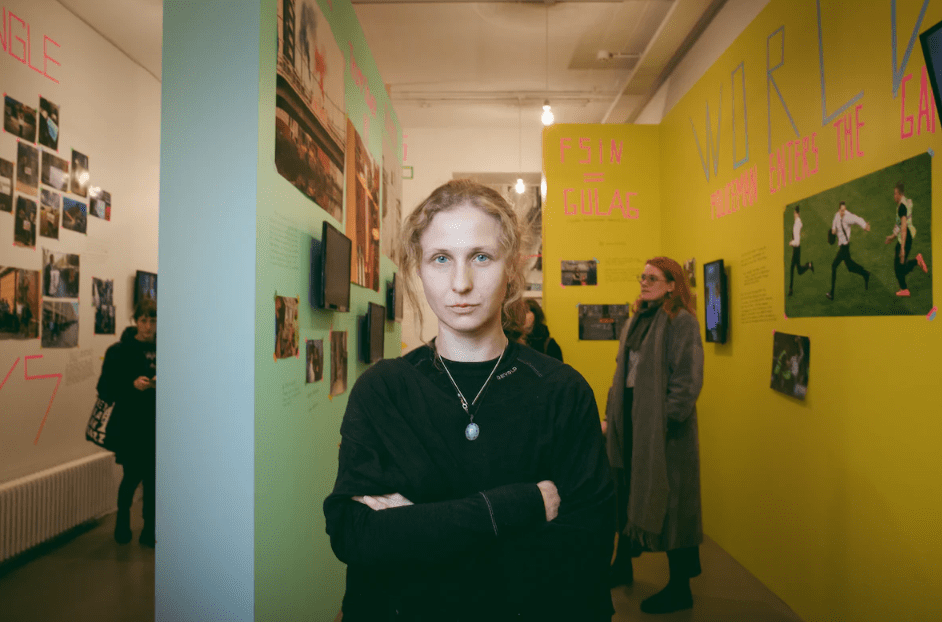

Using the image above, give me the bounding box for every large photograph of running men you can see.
[783,153,931,317]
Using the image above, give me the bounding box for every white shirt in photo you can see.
[831,210,867,246]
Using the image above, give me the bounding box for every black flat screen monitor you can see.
[920,19,942,121]
[359,302,385,364]
[312,221,351,312]
[386,274,404,321]
[134,271,157,305]
[703,259,728,344]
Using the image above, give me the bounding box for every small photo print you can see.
[306,338,324,383]
[70,149,89,197]
[274,295,299,359]
[330,331,348,396]
[42,300,79,348]
[38,97,60,151]
[14,195,37,248]
[770,331,810,400]
[0,267,40,340]
[3,95,37,142]
[41,150,69,191]
[42,248,80,299]
[16,141,40,196]
[62,197,87,234]
[39,189,60,239]
[561,259,598,286]
[92,277,115,335]
[0,158,12,212]
[89,187,111,220]
[578,304,632,340]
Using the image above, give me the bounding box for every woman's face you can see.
[136,315,156,342]
[524,310,535,330]
[418,204,509,340]
[639,264,675,302]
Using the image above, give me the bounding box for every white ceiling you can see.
[58,0,726,127]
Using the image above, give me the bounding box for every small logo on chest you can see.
[497,366,517,380]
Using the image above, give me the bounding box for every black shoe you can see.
[139,523,155,547]
[609,557,634,588]
[114,510,131,544]
[809,262,814,274]
[825,292,833,300]
[864,271,870,290]
[640,583,693,614]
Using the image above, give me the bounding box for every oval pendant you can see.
[465,422,480,441]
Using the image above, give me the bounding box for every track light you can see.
[515,178,526,194]
[541,101,554,126]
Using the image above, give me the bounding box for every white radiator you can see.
[0,453,118,564]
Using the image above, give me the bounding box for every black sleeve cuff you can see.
[481,482,545,536]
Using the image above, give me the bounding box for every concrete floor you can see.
[0,503,803,621]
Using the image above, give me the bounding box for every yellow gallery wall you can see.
[655,1,941,620]
[542,124,661,414]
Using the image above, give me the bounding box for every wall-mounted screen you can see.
[703,259,728,344]
[312,221,352,312]
[920,19,942,121]
[359,302,385,364]
[386,273,404,321]
[135,270,157,305]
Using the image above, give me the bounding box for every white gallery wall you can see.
[0,0,161,483]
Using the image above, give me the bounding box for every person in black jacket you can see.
[523,299,563,362]
[323,179,614,621]
[97,298,156,546]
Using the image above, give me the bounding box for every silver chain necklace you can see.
[437,343,506,441]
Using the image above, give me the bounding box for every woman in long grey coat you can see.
[604,256,704,615]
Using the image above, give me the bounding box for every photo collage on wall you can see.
[270,1,404,392]
[274,0,346,222]
[3,87,118,348]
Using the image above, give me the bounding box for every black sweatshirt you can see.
[323,341,614,621]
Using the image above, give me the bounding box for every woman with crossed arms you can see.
[324,179,614,621]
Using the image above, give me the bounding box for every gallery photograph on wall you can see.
[274,0,347,221]
[783,153,932,317]
[770,331,810,400]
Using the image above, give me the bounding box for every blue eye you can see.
[433,255,449,264]
[473,254,489,262]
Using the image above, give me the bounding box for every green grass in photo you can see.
[783,153,932,317]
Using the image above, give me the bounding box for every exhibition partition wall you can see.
[161,0,401,619]
[0,0,159,489]
[655,1,939,620]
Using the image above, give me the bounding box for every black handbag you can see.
[85,397,115,449]
[827,229,837,245]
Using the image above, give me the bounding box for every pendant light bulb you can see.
[515,178,526,194]
[541,100,554,126]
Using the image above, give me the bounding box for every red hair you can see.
[633,256,697,319]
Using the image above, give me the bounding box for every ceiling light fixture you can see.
[541,6,554,126]
[516,99,525,194]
